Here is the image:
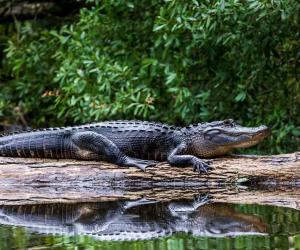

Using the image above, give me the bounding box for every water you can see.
[0,200,300,250]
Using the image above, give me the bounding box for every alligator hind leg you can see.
[121,198,158,213]
[123,157,158,171]
[71,131,157,171]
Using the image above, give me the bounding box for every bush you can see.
[0,0,299,153]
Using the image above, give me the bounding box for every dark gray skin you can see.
[0,199,268,240]
[0,119,270,173]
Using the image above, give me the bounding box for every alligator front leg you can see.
[71,131,157,171]
[167,194,210,217]
[167,143,212,173]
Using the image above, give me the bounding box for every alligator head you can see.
[184,119,270,157]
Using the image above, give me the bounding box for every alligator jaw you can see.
[232,125,270,148]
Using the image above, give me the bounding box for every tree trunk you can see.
[0,153,299,209]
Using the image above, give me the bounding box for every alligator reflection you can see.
[0,199,268,240]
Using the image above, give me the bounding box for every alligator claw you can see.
[192,159,211,174]
[124,157,158,171]
[194,193,211,203]
[192,194,211,208]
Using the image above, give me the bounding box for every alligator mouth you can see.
[251,126,270,140]
[234,126,270,148]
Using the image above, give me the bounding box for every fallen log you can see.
[0,153,299,187]
[0,153,299,208]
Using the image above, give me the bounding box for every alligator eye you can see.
[206,129,221,135]
[224,119,235,127]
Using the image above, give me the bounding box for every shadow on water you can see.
[0,198,300,249]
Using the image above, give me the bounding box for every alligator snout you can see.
[253,125,270,140]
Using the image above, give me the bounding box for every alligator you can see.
[0,199,268,240]
[0,119,270,173]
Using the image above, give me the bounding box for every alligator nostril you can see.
[259,125,271,136]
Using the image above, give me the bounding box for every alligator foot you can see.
[192,194,211,209]
[192,159,214,174]
[168,194,211,217]
[124,157,158,171]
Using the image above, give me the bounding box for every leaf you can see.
[77,69,84,77]
[166,72,177,84]
[235,92,246,102]
[153,24,167,32]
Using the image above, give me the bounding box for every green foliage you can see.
[0,0,299,152]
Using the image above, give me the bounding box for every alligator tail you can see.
[0,131,72,159]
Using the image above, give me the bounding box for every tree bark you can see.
[0,152,299,209]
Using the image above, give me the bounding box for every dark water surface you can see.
[0,199,300,250]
